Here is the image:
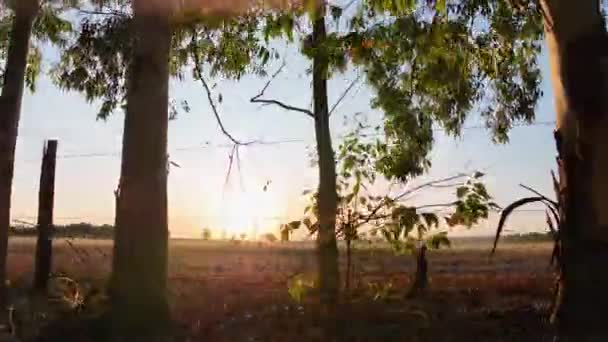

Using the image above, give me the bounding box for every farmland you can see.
[6,237,555,341]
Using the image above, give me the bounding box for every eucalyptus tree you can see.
[52,1,271,334]
[354,0,608,338]
[0,0,71,313]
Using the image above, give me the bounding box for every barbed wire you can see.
[16,120,556,164]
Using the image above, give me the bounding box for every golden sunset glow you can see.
[217,179,281,239]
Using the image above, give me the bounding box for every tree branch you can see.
[76,9,128,17]
[329,73,361,117]
[352,174,471,229]
[250,62,315,118]
[393,174,468,202]
[519,183,558,207]
[191,36,257,147]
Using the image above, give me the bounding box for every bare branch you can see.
[351,174,471,229]
[415,202,458,210]
[250,62,315,118]
[191,36,257,147]
[76,9,128,17]
[393,174,468,202]
[428,183,466,188]
[519,183,558,207]
[329,73,361,117]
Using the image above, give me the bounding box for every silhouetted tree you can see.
[0,0,71,316]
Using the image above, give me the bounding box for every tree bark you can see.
[541,0,608,340]
[345,238,351,292]
[0,3,36,312]
[33,140,57,293]
[407,245,428,298]
[109,3,171,336]
[312,10,340,309]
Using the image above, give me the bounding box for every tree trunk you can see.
[109,3,171,336]
[312,11,340,309]
[33,140,57,293]
[407,245,428,298]
[541,1,608,340]
[345,238,351,292]
[0,3,36,313]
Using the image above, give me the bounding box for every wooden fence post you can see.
[33,140,57,292]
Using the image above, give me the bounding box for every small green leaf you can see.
[435,0,446,14]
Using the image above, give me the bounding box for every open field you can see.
[6,237,556,341]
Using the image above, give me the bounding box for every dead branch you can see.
[393,173,468,202]
[329,73,362,117]
[250,62,315,118]
[192,51,257,147]
[76,9,128,17]
[519,183,558,207]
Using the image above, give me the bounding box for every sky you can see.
[11,37,557,240]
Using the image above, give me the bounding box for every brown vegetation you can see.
[5,238,554,341]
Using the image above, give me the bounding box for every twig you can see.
[76,9,127,17]
[329,73,361,117]
[352,174,470,228]
[250,62,315,118]
[393,174,468,202]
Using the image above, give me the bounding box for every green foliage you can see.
[367,280,395,301]
[344,0,543,181]
[0,1,73,93]
[287,274,315,303]
[426,231,450,249]
[301,126,496,252]
[51,15,131,119]
[52,11,269,119]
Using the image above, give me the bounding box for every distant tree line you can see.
[9,222,114,239]
[502,231,552,243]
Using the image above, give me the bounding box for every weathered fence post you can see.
[33,140,57,292]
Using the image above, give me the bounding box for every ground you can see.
[6,237,556,341]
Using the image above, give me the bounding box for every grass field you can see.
[6,237,556,341]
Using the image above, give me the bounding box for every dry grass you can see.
[6,237,556,341]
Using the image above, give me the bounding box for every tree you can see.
[393,0,608,338]
[107,0,173,335]
[535,1,608,339]
[201,227,212,240]
[301,128,496,296]
[0,0,71,314]
[51,2,271,335]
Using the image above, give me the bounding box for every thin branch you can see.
[428,183,466,188]
[191,35,256,147]
[393,174,468,202]
[329,73,361,117]
[250,62,315,118]
[519,183,558,208]
[223,145,237,188]
[76,9,127,17]
[415,202,458,210]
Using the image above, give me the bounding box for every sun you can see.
[218,182,279,239]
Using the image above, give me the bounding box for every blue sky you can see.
[11,38,556,239]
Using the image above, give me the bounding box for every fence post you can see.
[33,140,57,292]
